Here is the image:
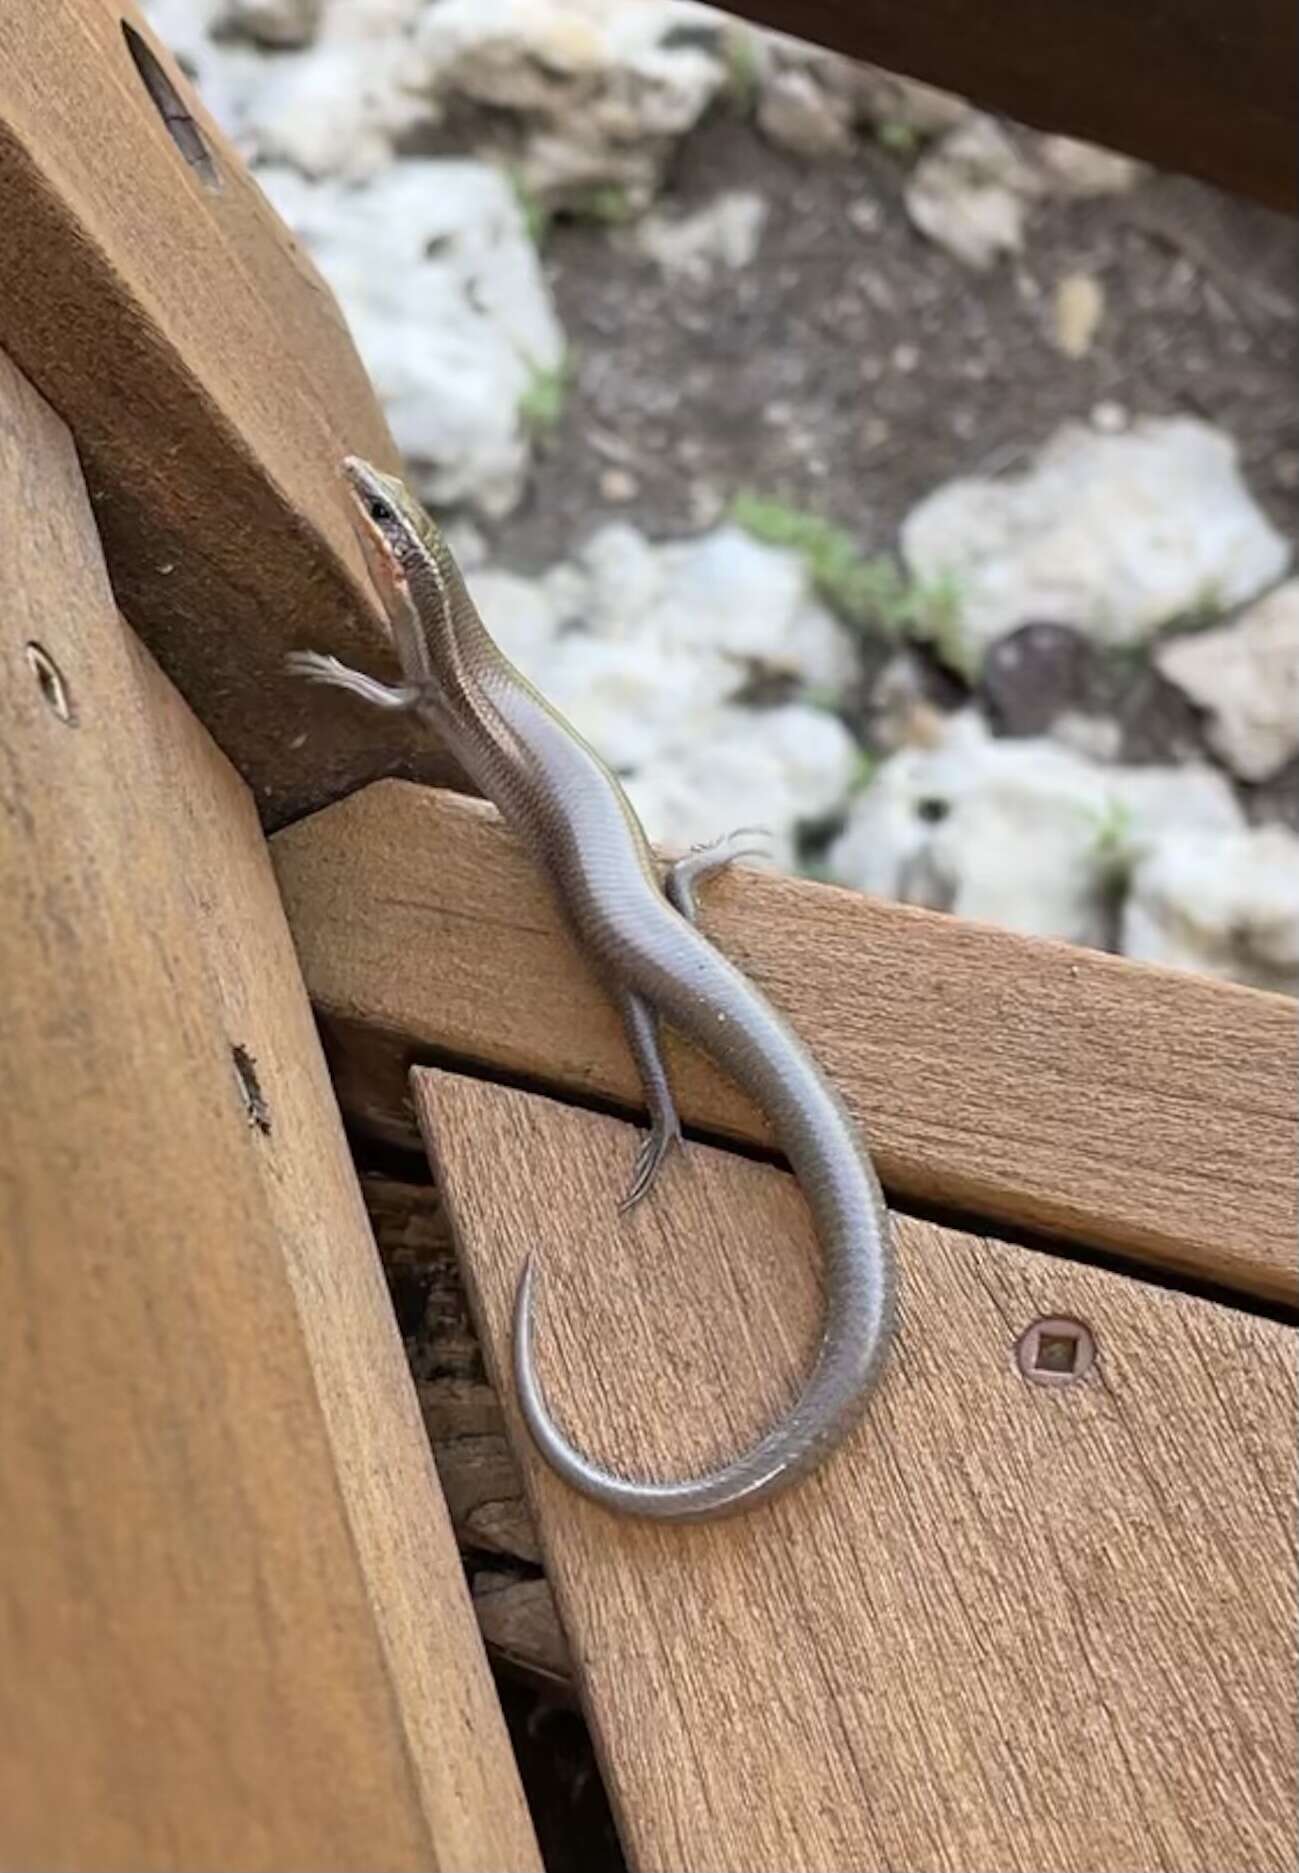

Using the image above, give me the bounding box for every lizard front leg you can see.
[286,650,422,712]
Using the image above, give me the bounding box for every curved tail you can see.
[510,957,895,1521]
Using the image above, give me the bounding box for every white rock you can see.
[634,190,768,277]
[441,515,490,570]
[902,417,1292,675]
[1123,825,1299,996]
[1118,763,1245,846]
[256,159,564,517]
[571,520,665,623]
[826,713,1100,940]
[826,709,1245,952]
[146,0,432,178]
[756,66,856,159]
[1049,711,1123,763]
[415,0,730,205]
[546,633,739,771]
[145,0,571,516]
[251,3,433,179]
[149,0,733,195]
[1155,580,1299,782]
[1051,271,1104,358]
[1035,133,1144,196]
[466,567,563,669]
[572,520,860,699]
[625,703,861,869]
[845,64,971,139]
[145,0,227,70]
[652,527,859,689]
[1089,399,1128,434]
[462,521,863,862]
[145,0,225,57]
[598,465,640,502]
[904,117,1043,270]
[250,43,426,177]
[754,35,970,157]
[143,0,270,147]
[219,0,322,48]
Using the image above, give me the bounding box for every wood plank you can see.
[416,1066,1297,1873]
[720,0,1297,212]
[0,352,539,1873]
[131,654,543,1864]
[0,0,463,827]
[272,781,1298,1303]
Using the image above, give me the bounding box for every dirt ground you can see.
[489,105,1299,826]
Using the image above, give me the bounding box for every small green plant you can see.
[1087,796,1136,885]
[848,749,878,794]
[730,491,962,646]
[876,119,920,157]
[507,165,551,248]
[518,355,571,438]
[1156,582,1228,638]
[721,26,761,114]
[570,183,635,226]
[1101,639,1148,678]
[1187,579,1225,622]
[916,571,971,674]
[798,682,843,713]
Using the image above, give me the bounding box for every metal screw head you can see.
[1016,1316,1095,1386]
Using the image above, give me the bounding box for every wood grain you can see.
[0,352,539,1872]
[0,0,465,826]
[721,0,1296,212]
[272,781,1298,1302]
[416,1066,1297,1873]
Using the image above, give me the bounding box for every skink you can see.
[289,455,896,1522]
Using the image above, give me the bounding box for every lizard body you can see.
[289,456,896,1521]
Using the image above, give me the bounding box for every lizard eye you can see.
[366,496,395,526]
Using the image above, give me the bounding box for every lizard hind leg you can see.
[615,829,772,1207]
[616,991,682,1213]
[664,825,773,925]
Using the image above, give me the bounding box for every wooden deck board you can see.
[273,781,1298,1303]
[0,0,464,825]
[0,352,539,1873]
[416,1065,1297,1873]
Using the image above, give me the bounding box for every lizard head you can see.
[341,454,456,686]
[340,455,441,595]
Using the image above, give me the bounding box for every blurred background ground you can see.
[508,127,1299,566]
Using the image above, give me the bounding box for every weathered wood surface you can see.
[0,353,539,1873]
[274,782,1299,1304]
[721,0,1297,212]
[0,0,465,827]
[417,1066,1297,1873]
